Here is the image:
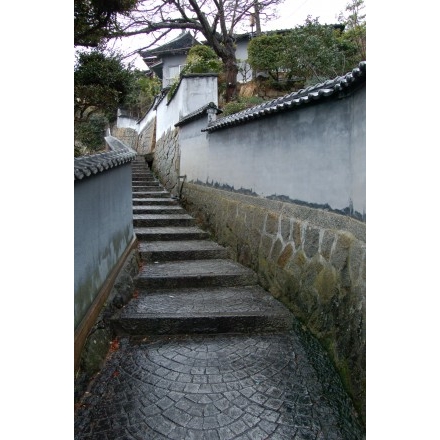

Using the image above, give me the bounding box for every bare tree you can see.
[112,0,285,101]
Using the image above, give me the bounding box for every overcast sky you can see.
[112,0,362,70]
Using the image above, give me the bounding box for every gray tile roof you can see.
[139,32,199,58]
[175,102,223,127]
[203,61,366,133]
[74,143,136,181]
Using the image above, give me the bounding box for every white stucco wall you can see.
[116,115,139,130]
[235,38,252,83]
[156,75,218,140]
[180,87,366,218]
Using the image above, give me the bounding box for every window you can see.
[164,64,186,86]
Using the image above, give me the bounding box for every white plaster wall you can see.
[138,102,157,134]
[235,39,252,83]
[180,117,210,180]
[179,88,366,217]
[116,115,138,130]
[156,75,218,140]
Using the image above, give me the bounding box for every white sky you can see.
[113,0,361,70]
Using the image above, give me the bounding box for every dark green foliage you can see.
[74,49,143,154]
[337,0,366,62]
[282,17,349,83]
[181,45,223,75]
[74,50,134,122]
[247,34,286,81]
[123,71,162,119]
[74,0,139,47]
[74,114,109,156]
[247,15,366,87]
[167,45,222,101]
[221,96,266,116]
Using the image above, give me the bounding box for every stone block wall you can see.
[110,126,138,150]
[152,128,180,196]
[181,183,366,423]
[137,117,156,155]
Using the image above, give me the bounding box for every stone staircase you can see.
[75,156,366,440]
[111,157,294,337]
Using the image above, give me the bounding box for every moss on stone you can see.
[330,231,355,270]
[292,219,302,249]
[277,243,294,268]
[314,266,338,302]
[293,249,307,267]
[265,212,279,235]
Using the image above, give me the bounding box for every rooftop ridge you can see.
[74,144,136,181]
[203,61,366,133]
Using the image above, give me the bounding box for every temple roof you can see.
[139,32,200,61]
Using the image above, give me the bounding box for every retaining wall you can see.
[181,183,366,421]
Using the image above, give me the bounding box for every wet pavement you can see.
[74,158,365,439]
[74,327,364,439]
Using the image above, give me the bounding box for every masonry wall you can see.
[74,164,134,330]
[137,116,156,155]
[111,126,138,151]
[152,127,180,195]
[181,183,366,421]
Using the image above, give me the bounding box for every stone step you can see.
[132,179,158,184]
[133,214,196,227]
[132,186,164,193]
[135,259,258,289]
[131,170,154,175]
[111,286,293,336]
[134,226,210,241]
[133,205,186,215]
[132,198,178,206]
[133,191,171,198]
[139,240,228,262]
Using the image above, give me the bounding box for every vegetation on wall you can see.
[167,45,223,101]
[221,96,266,116]
[182,45,223,75]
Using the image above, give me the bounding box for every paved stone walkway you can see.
[74,328,364,439]
[74,158,365,439]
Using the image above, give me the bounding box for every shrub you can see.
[221,96,266,116]
[74,113,109,155]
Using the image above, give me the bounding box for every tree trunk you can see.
[254,0,262,36]
[221,42,239,103]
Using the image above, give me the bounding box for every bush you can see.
[182,45,223,75]
[167,45,222,102]
[74,113,109,155]
[221,96,266,117]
